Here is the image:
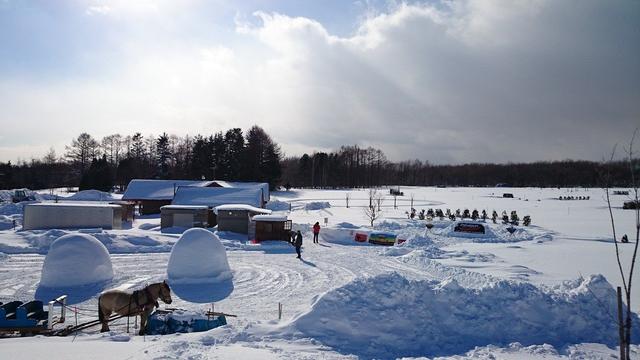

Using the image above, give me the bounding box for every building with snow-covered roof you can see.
[23,202,124,230]
[122,179,270,215]
[122,179,216,215]
[214,204,271,234]
[160,205,210,231]
[172,186,265,209]
[250,214,292,242]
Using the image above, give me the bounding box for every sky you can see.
[0,0,638,164]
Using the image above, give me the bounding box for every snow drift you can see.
[167,228,232,284]
[286,272,639,359]
[304,201,331,210]
[265,199,290,211]
[39,233,114,288]
[67,190,118,201]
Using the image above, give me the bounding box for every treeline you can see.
[0,126,282,191]
[0,140,633,192]
[280,145,632,188]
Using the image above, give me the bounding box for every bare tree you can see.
[363,204,382,228]
[65,133,100,171]
[603,130,640,360]
[375,192,385,212]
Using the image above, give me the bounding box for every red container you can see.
[354,233,368,242]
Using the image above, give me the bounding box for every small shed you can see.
[110,201,136,222]
[214,204,272,234]
[160,205,210,230]
[23,203,123,230]
[251,215,292,242]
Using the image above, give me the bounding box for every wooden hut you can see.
[214,204,271,234]
[251,215,292,242]
[160,205,209,230]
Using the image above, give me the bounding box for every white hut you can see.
[23,203,123,230]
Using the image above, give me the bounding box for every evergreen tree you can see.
[243,125,282,189]
[224,128,245,180]
[156,133,171,179]
[80,155,113,191]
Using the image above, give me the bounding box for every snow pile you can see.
[265,199,290,211]
[304,201,331,210]
[286,272,639,358]
[39,233,114,288]
[167,228,232,284]
[0,215,17,230]
[67,190,118,201]
[0,202,23,216]
[0,189,46,202]
[0,252,7,261]
[431,221,550,243]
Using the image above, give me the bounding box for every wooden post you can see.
[617,286,626,360]
[278,302,282,320]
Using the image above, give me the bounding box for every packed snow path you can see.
[0,241,441,330]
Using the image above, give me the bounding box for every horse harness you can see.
[131,287,158,312]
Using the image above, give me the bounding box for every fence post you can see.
[278,302,282,320]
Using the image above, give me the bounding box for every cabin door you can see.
[173,213,194,227]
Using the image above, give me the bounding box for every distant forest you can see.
[0,128,633,191]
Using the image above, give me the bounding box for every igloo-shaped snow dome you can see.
[167,228,232,284]
[40,233,114,288]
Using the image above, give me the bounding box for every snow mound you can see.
[335,222,360,229]
[304,201,331,210]
[167,228,232,284]
[0,252,7,261]
[40,233,114,288]
[68,190,117,201]
[432,221,549,243]
[0,215,17,230]
[286,272,639,358]
[0,202,23,216]
[265,199,290,211]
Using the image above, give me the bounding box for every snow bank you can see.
[304,201,331,210]
[67,190,118,201]
[430,221,550,243]
[167,228,232,284]
[40,233,114,288]
[265,199,290,211]
[0,215,17,230]
[0,202,23,216]
[286,273,639,359]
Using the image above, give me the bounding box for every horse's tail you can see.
[98,295,104,323]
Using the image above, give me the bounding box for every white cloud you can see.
[0,0,638,163]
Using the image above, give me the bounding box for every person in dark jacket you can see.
[294,230,303,258]
[312,222,321,243]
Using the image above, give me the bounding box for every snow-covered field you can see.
[0,186,639,359]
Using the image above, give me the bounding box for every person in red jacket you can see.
[312,222,321,243]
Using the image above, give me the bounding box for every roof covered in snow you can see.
[122,179,214,200]
[172,186,264,208]
[252,214,288,222]
[214,204,272,214]
[213,181,270,201]
[161,205,209,211]
[25,202,122,209]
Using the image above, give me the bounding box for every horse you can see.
[98,280,172,335]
